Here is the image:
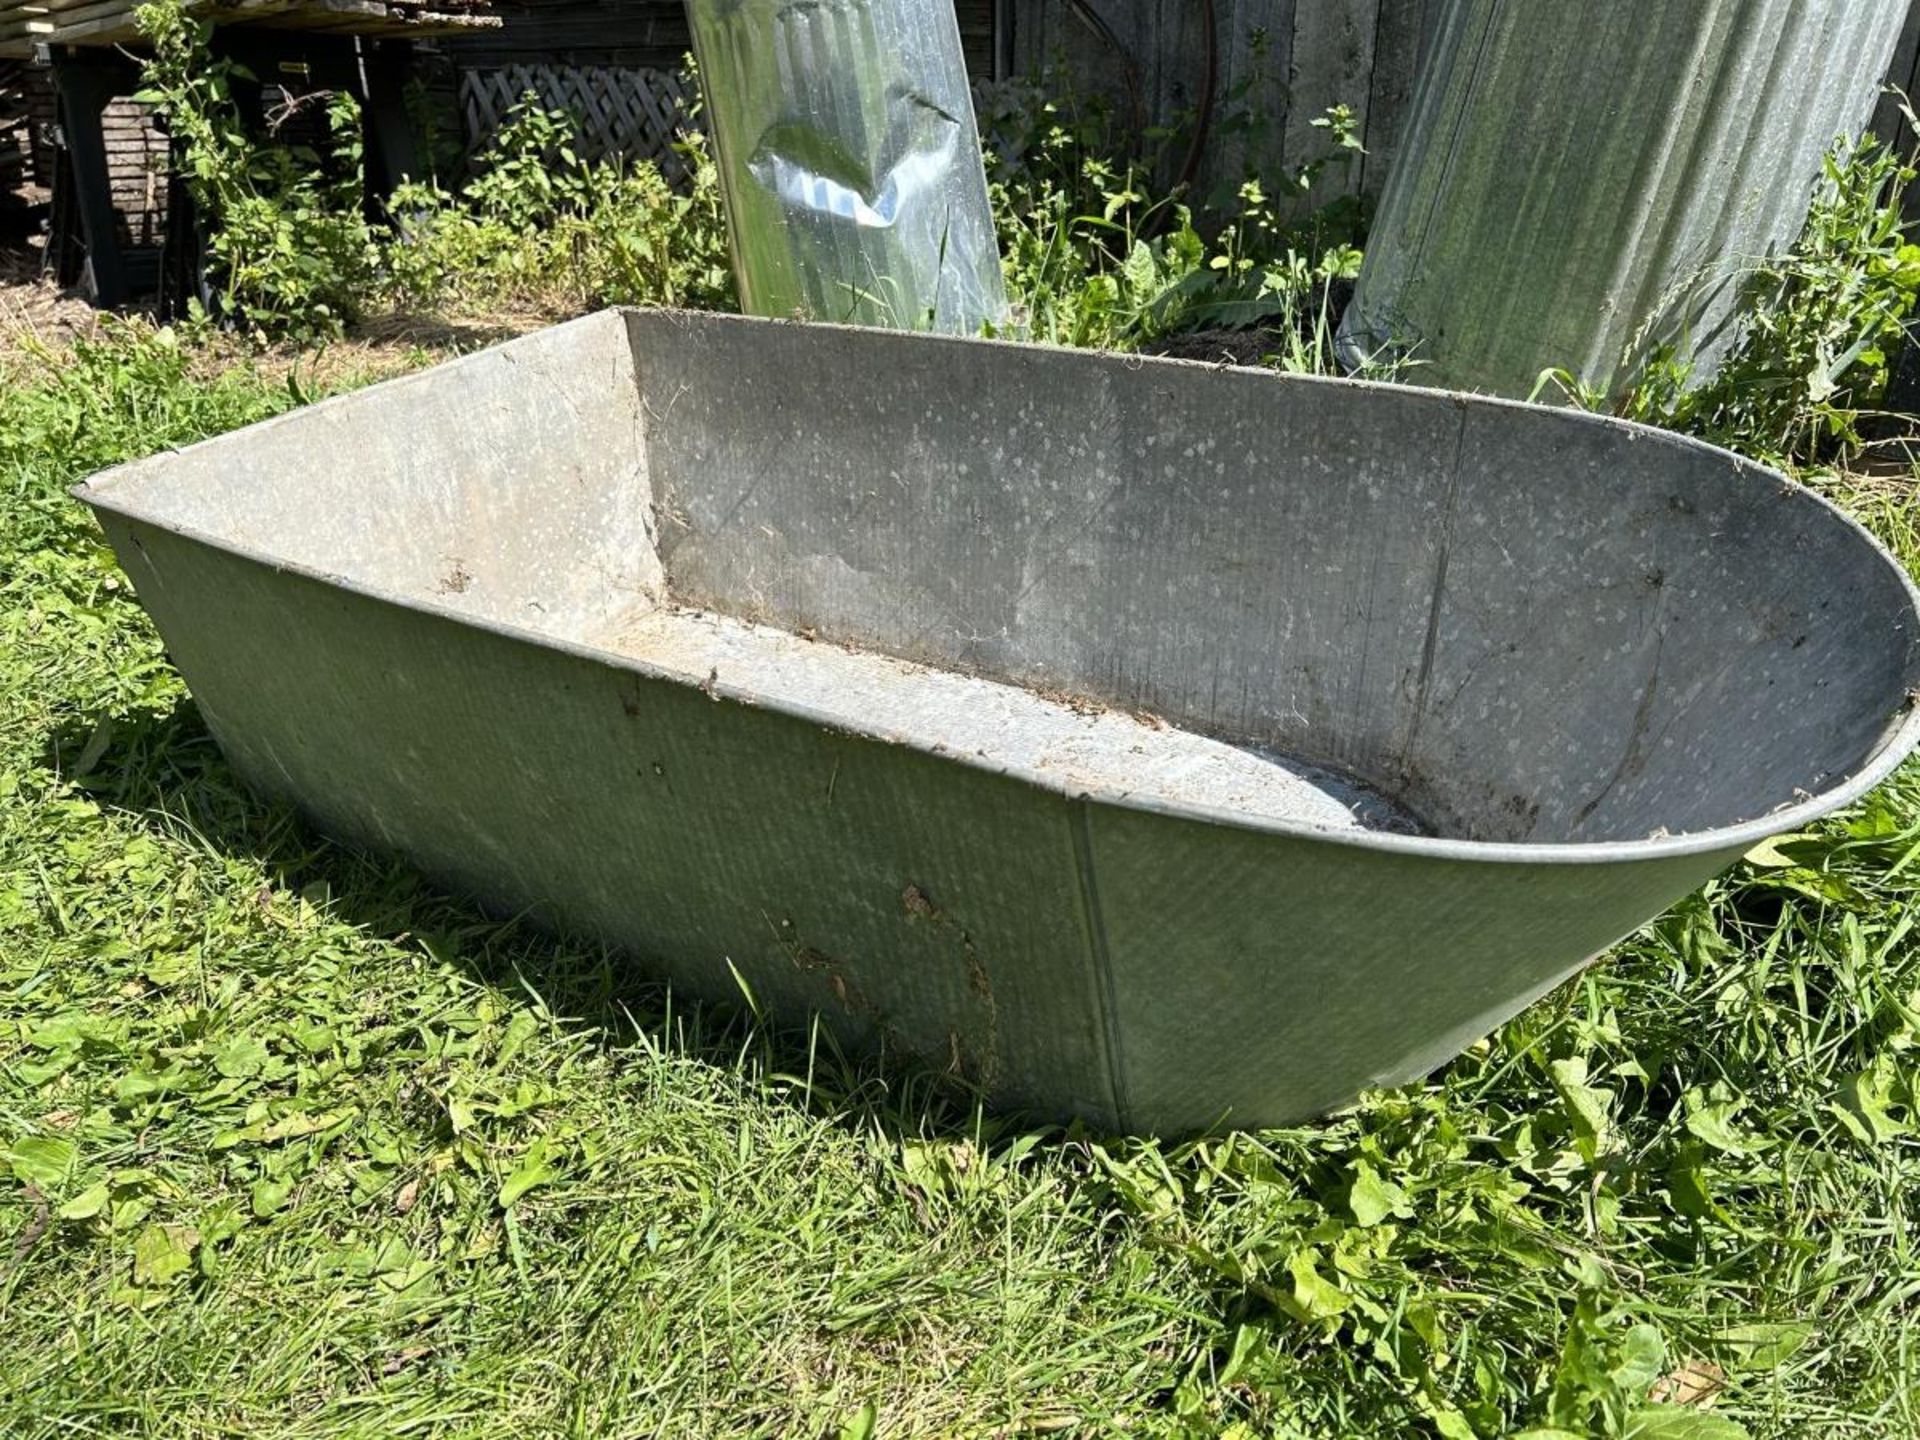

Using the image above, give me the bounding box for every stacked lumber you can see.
[0,0,499,55]
[101,94,165,242]
[0,60,26,194]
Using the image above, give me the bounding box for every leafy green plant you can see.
[988,90,1367,368]
[134,0,376,341]
[131,11,730,336]
[382,94,733,318]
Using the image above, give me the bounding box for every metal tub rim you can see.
[74,308,1920,871]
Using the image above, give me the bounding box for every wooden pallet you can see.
[460,63,696,173]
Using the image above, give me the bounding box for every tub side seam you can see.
[1071,797,1134,1133]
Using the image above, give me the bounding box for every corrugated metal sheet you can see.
[1340,0,1911,400]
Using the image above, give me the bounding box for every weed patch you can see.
[1611,135,1920,467]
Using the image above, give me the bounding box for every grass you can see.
[4,219,1920,1439]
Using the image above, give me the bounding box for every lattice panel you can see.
[459,64,697,176]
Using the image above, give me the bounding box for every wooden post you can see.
[49,48,128,306]
[358,39,421,206]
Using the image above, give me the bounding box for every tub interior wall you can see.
[625,311,1920,844]
[81,311,662,642]
[78,310,1920,849]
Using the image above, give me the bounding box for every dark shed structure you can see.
[438,1,1006,166]
[442,0,1000,71]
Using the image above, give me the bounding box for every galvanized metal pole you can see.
[686,0,1009,335]
[1339,0,1909,401]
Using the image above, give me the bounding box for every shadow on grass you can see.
[351,309,559,354]
[40,697,1022,1146]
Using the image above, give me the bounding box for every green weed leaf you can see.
[213,1035,270,1080]
[131,1223,200,1289]
[1683,1087,1764,1157]
[7,1135,76,1188]
[1346,1160,1412,1228]
[1624,1405,1752,1440]
[58,1182,110,1221]
[498,1139,560,1208]
[835,1401,878,1440]
[1712,1322,1814,1373]
[1278,1248,1350,1324]
[1549,1057,1616,1159]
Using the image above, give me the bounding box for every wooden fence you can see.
[1883,3,1920,145]
[1007,0,1440,212]
[1012,0,1920,215]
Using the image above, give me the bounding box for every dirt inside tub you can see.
[595,601,1427,836]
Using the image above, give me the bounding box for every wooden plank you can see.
[1877,0,1920,147]
[361,39,419,191]
[10,0,499,46]
[1876,3,1920,219]
[1361,0,1434,201]
[27,13,147,42]
[1280,0,1375,209]
[1033,0,1151,150]
[51,55,129,303]
[30,0,141,15]
[28,0,142,33]
[1152,0,1215,197]
[438,0,685,69]
[1214,0,1294,199]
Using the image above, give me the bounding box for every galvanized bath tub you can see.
[79,311,1920,1134]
